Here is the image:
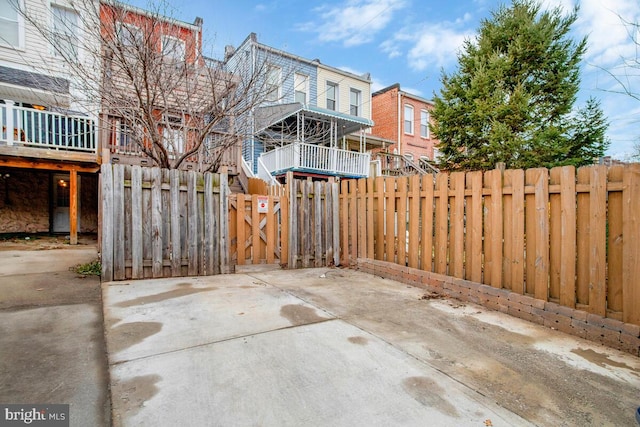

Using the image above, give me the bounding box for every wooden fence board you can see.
[533,168,550,301]
[203,173,215,275]
[419,175,434,272]
[366,177,375,259]
[575,167,590,305]
[607,166,624,314]
[252,194,261,264]
[314,181,323,267]
[397,176,408,267]
[559,166,577,307]
[524,169,537,295]
[219,173,229,273]
[622,164,640,324]
[332,181,340,266]
[150,168,162,277]
[100,164,114,281]
[170,170,181,276]
[503,170,514,290]
[267,194,276,265]
[357,179,367,259]
[112,164,125,280]
[467,171,482,283]
[386,178,396,264]
[408,175,420,269]
[434,174,448,275]
[349,180,358,264]
[375,176,385,260]
[589,165,607,315]
[488,169,503,288]
[131,165,143,279]
[510,169,525,293]
[450,172,465,278]
[187,172,198,275]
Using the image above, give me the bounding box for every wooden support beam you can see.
[69,170,78,245]
[0,157,99,173]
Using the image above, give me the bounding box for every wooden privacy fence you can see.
[102,166,340,280]
[340,164,640,326]
[101,164,229,281]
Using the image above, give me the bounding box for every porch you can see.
[251,103,376,181]
[257,141,371,180]
[0,101,97,163]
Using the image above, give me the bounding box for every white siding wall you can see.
[0,0,100,117]
[317,65,371,121]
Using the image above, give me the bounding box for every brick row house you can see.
[371,83,441,176]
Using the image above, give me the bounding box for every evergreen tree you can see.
[431,0,609,170]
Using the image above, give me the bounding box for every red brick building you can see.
[371,84,440,163]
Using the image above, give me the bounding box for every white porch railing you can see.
[259,142,370,178]
[0,102,96,152]
[257,156,279,186]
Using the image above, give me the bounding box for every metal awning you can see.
[255,103,374,137]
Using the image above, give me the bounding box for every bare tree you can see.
[15,0,274,172]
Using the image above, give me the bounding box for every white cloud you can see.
[381,22,474,70]
[407,25,473,70]
[297,0,408,47]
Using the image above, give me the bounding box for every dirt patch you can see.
[348,336,369,345]
[115,284,217,308]
[280,304,326,326]
[402,376,460,418]
[0,233,97,251]
[571,348,640,373]
[111,374,161,420]
[109,322,163,354]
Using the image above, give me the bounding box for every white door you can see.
[52,174,80,233]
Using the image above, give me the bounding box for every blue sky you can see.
[133,0,640,159]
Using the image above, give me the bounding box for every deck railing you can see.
[0,103,96,152]
[260,142,370,178]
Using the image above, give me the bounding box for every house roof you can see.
[255,103,374,136]
[373,83,434,105]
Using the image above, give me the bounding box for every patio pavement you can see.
[103,266,640,427]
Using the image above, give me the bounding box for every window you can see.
[117,22,142,48]
[420,109,429,138]
[350,88,361,116]
[433,147,441,162]
[52,5,78,61]
[0,0,22,48]
[265,65,281,103]
[162,35,185,62]
[294,73,308,104]
[404,105,414,134]
[163,114,185,156]
[326,81,337,111]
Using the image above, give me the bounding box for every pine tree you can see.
[431,0,609,170]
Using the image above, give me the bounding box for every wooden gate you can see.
[229,193,288,266]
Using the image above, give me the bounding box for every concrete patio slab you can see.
[104,275,333,364]
[0,245,110,427]
[104,267,640,427]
